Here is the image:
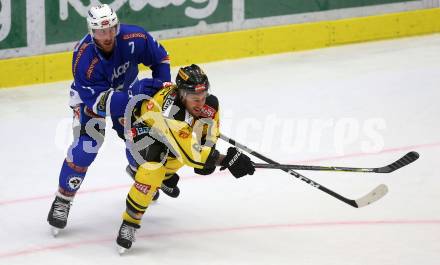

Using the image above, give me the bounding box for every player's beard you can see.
[190,106,202,117]
[96,38,115,54]
[181,94,206,118]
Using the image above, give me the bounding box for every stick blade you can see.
[354,184,388,208]
[377,151,420,173]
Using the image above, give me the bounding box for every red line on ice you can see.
[0,141,438,206]
[1,219,439,258]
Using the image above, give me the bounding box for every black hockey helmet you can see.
[175,64,210,94]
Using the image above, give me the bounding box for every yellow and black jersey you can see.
[138,85,220,169]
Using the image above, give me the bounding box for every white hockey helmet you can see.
[86,4,119,37]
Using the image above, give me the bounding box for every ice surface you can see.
[0,34,439,265]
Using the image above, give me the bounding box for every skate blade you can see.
[118,246,128,255]
[50,227,60,237]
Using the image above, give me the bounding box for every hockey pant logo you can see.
[134,181,152,194]
[67,175,84,190]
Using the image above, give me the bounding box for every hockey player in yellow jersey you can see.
[116,64,255,253]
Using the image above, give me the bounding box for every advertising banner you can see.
[0,0,434,59]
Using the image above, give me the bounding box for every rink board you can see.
[0,7,439,88]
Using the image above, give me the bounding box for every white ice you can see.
[0,34,439,265]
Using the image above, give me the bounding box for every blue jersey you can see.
[70,24,170,117]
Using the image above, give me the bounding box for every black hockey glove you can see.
[220,147,255,178]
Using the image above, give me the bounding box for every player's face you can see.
[93,26,117,53]
[183,91,208,117]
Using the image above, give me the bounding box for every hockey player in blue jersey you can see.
[47,4,172,235]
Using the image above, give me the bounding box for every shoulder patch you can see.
[86,57,99,79]
[73,43,90,77]
[123,33,147,40]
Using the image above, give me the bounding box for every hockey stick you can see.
[220,134,388,208]
[253,151,419,173]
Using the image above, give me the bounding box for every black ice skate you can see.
[161,173,180,198]
[47,196,72,236]
[116,220,140,254]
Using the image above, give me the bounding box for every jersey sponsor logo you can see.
[179,129,190,139]
[134,182,151,194]
[136,126,150,135]
[147,101,154,110]
[129,126,150,139]
[67,176,83,190]
[86,57,99,79]
[162,92,176,112]
[111,61,130,82]
[122,33,147,40]
[73,43,90,77]
[200,105,216,118]
[97,91,111,112]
